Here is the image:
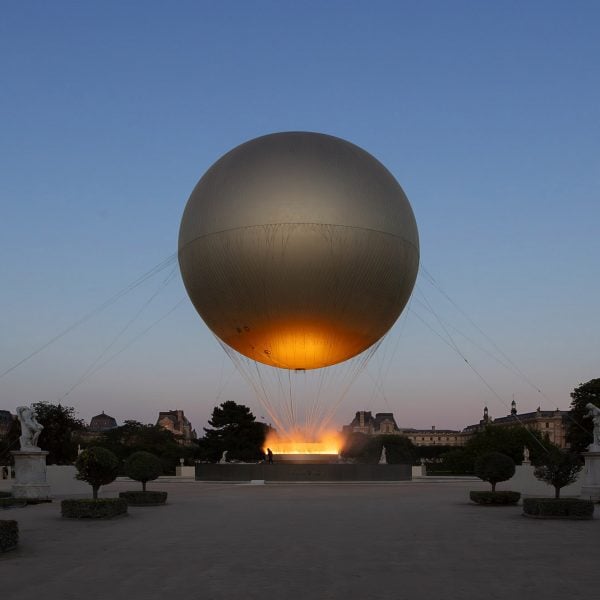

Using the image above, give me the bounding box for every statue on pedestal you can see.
[585,403,600,450]
[581,403,600,501]
[16,406,43,450]
[379,446,387,465]
[12,406,50,500]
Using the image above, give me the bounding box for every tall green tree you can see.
[199,401,266,462]
[0,416,21,465]
[94,420,192,474]
[438,426,548,474]
[565,378,600,454]
[340,432,373,462]
[32,402,85,464]
[466,425,547,465]
[340,433,416,464]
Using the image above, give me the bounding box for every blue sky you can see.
[1,1,598,433]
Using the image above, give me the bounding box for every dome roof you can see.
[89,411,117,432]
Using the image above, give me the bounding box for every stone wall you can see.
[196,463,412,482]
[500,463,583,497]
[46,465,91,496]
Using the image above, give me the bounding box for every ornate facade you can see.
[156,409,197,444]
[88,411,118,432]
[342,399,570,448]
[465,400,569,448]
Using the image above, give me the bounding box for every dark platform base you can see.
[195,463,412,482]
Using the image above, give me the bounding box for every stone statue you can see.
[16,406,43,450]
[585,403,600,450]
[523,446,530,463]
[379,446,387,465]
[219,450,228,464]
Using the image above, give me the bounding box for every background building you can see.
[343,399,569,448]
[88,411,118,433]
[401,427,469,447]
[342,411,401,435]
[342,410,467,446]
[464,400,569,448]
[156,409,197,445]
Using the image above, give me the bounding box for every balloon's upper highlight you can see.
[178,132,419,370]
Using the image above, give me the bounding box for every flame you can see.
[264,430,342,455]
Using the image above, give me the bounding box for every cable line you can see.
[420,266,551,401]
[0,252,177,379]
[57,266,178,402]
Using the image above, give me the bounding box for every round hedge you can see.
[61,498,127,519]
[0,520,18,552]
[523,497,594,520]
[0,497,30,509]
[470,491,521,505]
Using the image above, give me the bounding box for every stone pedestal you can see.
[11,450,51,500]
[580,451,600,502]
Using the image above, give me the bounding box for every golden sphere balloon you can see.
[179,132,419,370]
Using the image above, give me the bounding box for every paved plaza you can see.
[1,479,599,600]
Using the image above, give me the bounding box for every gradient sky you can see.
[1,1,598,434]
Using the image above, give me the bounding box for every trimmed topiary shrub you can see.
[474,452,516,492]
[124,451,163,492]
[533,448,582,498]
[61,498,127,519]
[470,491,521,505]
[119,491,168,506]
[0,520,18,552]
[0,496,27,509]
[76,446,119,499]
[20,497,52,505]
[523,497,594,519]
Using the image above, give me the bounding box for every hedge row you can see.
[0,520,18,552]
[118,491,168,506]
[61,498,128,519]
[0,496,52,508]
[523,498,594,519]
[0,491,12,498]
[470,491,521,505]
[0,497,26,509]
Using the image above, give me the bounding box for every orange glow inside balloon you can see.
[223,319,373,370]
